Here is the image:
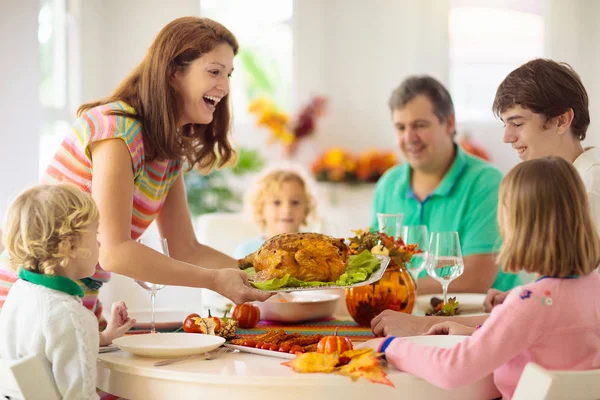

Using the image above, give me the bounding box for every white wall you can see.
[0,0,41,220]
[543,0,600,149]
[79,0,201,102]
[292,0,453,166]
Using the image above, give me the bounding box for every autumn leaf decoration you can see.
[281,348,394,387]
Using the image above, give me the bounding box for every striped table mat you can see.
[126,319,375,341]
[236,318,375,341]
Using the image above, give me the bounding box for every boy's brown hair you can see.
[493,59,590,140]
[498,157,600,276]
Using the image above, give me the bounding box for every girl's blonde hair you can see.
[498,156,600,276]
[1,183,99,275]
[248,166,317,231]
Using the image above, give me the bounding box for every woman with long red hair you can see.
[0,17,270,326]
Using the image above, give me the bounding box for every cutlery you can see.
[99,345,121,354]
[153,347,230,367]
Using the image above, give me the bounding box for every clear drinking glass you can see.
[135,238,168,334]
[377,213,404,239]
[401,225,429,283]
[425,232,464,304]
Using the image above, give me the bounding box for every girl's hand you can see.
[483,289,509,312]
[424,321,475,336]
[100,301,136,346]
[213,268,272,304]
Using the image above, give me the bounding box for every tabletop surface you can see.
[97,347,501,400]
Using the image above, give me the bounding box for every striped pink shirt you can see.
[0,101,182,319]
[382,273,600,399]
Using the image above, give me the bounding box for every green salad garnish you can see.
[246,250,381,291]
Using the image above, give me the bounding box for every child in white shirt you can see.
[0,183,136,400]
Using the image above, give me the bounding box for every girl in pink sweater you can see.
[362,156,600,399]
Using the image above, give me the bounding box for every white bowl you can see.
[255,291,341,323]
[112,332,225,358]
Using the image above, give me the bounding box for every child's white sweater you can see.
[0,279,100,399]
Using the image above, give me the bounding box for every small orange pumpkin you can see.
[232,303,260,329]
[317,327,354,354]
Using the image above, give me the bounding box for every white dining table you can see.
[97,349,501,400]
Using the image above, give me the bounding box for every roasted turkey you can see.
[241,233,350,282]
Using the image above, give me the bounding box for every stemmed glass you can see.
[135,238,168,334]
[425,232,464,304]
[377,213,404,239]
[401,225,429,284]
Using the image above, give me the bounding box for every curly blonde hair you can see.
[249,167,317,231]
[1,183,99,275]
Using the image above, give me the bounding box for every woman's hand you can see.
[213,268,272,304]
[483,288,508,312]
[424,321,475,336]
[99,301,136,346]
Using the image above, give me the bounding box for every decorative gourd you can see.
[182,311,222,334]
[232,303,260,329]
[317,327,354,354]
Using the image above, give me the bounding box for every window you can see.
[200,0,293,124]
[38,0,80,177]
[449,0,544,121]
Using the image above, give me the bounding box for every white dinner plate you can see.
[129,309,191,330]
[415,293,488,316]
[112,332,225,358]
[224,344,295,360]
[404,334,468,348]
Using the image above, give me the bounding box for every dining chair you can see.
[513,362,600,400]
[194,212,336,257]
[0,353,61,400]
[194,212,261,257]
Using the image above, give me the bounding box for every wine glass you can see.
[135,238,168,334]
[401,225,429,284]
[377,213,404,239]
[425,232,464,304]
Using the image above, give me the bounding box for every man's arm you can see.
[414,253,499,294]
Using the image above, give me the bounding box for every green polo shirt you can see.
[371,145,520,291]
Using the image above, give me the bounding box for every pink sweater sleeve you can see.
[383,288,549,389]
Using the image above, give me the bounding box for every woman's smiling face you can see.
[172,42,235,126]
